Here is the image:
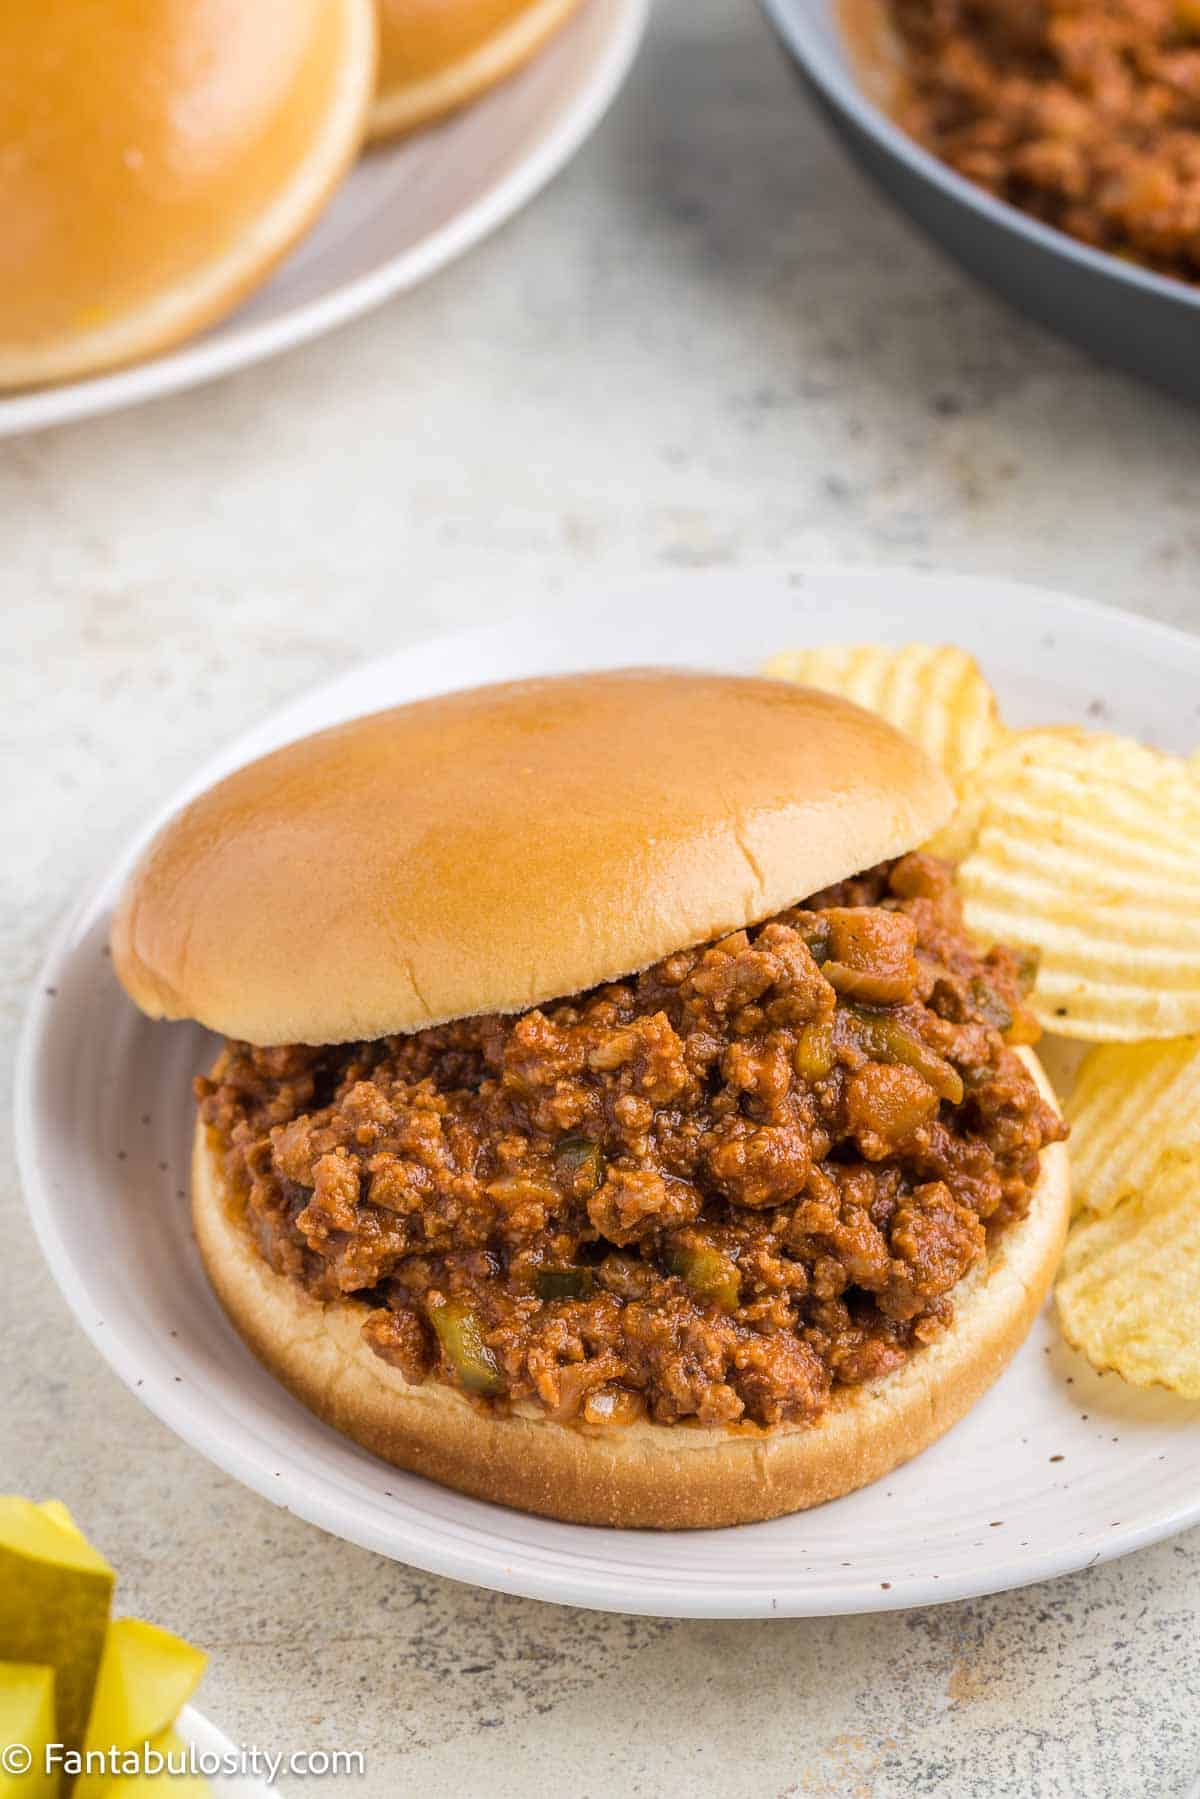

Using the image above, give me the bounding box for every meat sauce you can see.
[880,0,1200,284]
[197,854,1064,1430]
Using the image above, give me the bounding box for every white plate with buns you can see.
[0,0,645,438]
[16,569,1200,1616]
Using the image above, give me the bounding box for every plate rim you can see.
[178,1705,275,1798]
[15,567,1200,1619]
[0,0,649,439]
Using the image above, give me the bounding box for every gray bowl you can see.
[759,0,1200,398]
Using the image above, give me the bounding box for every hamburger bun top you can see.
[112,667,955,1045]
[0,0,376,389]
[370,0,584,140]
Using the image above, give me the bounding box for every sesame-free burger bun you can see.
[369,0,586,140]
[112,668,956,1046]
[192,1052,1069,1529]
[0,0,377,390]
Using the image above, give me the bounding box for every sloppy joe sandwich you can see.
[112,669,1069,1528]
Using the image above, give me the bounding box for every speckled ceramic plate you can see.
[0,0,646,438]
[16,570,1200,1618]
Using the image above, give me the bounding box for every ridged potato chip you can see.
[1057,1154,1200,1397]
[940,728,1198,862]
[950,728,1200,1041]
[1066,1036,1200,1214]
[762,642,1006,784]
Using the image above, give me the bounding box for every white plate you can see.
[0,0,646,438]
[178,1707,276,1798]
[16,570,1200,1618]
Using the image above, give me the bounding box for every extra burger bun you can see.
[0,0,377,389]
[370,0,586,140]
[193,1052,1070,1529]
[113,668,956,1046]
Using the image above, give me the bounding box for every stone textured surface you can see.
[4,2,1200,1794]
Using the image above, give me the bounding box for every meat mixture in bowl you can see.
[877,0,1200,283]
[198,854,1065,1431]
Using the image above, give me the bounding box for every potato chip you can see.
[951,728,1200,1041]
[762,642,1006,784]
[938,728,1195,860]
[922,755,996,864]
[1066,1036,1200,1213]
[1057,1153,1200,1397]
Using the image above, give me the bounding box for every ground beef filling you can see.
[197,854,1064,1430]
[880,0,1200,284]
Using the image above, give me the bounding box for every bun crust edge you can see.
[192,1050,1069,1529]
[370,0,587,140]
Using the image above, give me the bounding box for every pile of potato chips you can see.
[764,640,1200,1400]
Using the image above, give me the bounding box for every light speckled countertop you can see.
[5,2,1200,1794]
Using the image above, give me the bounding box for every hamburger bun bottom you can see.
[191,1050,1069,1529]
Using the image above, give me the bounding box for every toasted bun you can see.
[192,1051,1069,1529]
[369,0,584,140]
[113,668,955,1045]
[0,0,376,390]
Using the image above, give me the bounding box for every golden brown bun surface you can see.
[192,1052,1070,1529]
[0,0,376,389]
[370,0,586,139]
[114,668,955,1045]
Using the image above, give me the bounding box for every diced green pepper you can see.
[969,975,1013,1034]
[534,1266,595,1302]
[668,1243,741,1313]
[554,1136,606,1194]
[796,917,831,964]
[844,1005,964,1105]
[429,1299,504,1395]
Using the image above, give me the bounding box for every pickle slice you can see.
[0,1663,56,1799]
[75,1621,206,1799]
[35,1505,81,1542]
[0,1498,115,1784]
[98,1726,208,1796]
